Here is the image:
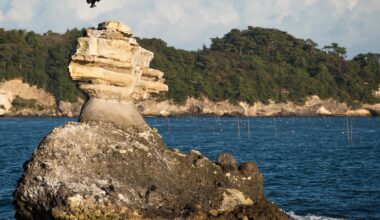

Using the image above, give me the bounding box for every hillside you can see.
[0,27,379,106]
[0,28,82,102]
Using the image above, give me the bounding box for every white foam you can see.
[286,211,345,220]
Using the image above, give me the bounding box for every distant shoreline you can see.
[0,114,377,119]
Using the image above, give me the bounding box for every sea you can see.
[0,117,379,219]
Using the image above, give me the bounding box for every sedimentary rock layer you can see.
[69,21,168,102]
[68,21,168,127]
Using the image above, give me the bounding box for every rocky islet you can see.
[13,21,288,219]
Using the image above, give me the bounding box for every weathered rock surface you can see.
[14,20,288,220]
[0,79,55,107]
[1,82,379,117]
[137,96,379,117]
[0,90,12,115]
[69,21,168,127]
[363,103,380,116]
[345,108,372,117]
[0,79,56,116]
[57,99,85,117]
[14,122,288,219]
[316,106,332,116]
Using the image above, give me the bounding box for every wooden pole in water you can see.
[238,116,241,139]
[273,117,277,137]
[346,117,353,143]
[167,117,171,135]
[350,119,353,143]
[346,117,349,143]
[247,116,251,139]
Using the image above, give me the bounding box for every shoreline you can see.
[2,95,380,118]
[0,114,377,118]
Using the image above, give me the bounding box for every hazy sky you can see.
[0,0,379,58]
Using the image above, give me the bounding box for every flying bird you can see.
[87,0,101,8]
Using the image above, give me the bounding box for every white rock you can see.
[69,21,168,128]
[316,106,332,115]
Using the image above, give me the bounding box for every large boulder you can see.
[14,122,288,219]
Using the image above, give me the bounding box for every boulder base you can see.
[79,99,146,127]
[14,122,288,219]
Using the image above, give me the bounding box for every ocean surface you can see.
[0,117,380,219]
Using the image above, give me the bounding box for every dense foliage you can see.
[139,28,380,104]
[0,28,82,102]
[0,27,379,105]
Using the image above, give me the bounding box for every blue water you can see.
[1,117,380,219]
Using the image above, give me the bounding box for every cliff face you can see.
[1,84,379,117]
[0,79,55,106]
[137,96,379,117]
[0,79,56,116]
[0,79,84,117]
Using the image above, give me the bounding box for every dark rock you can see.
[239,162,259,176]
[217,153,238,172]
[14,122,288,219]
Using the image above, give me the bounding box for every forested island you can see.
[0,26,380,116]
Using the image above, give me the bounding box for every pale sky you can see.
[0,0,379,58]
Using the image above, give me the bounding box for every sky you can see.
[0,0,379,58]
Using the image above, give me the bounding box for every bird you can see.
[87,0,100,8]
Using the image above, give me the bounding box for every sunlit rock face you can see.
[69,21,168,127]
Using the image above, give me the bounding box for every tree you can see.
[323,42,347,58]
[1,25,379,105]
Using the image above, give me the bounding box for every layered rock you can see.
[69,21,168,127]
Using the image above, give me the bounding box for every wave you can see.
[286,211,345,220]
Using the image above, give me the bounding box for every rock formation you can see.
[136,96,358,117]
[69,21,168,128]
[58,99,85,117]
[316,106,332,116]
[14,122,288,219]
[14,21,288,219]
